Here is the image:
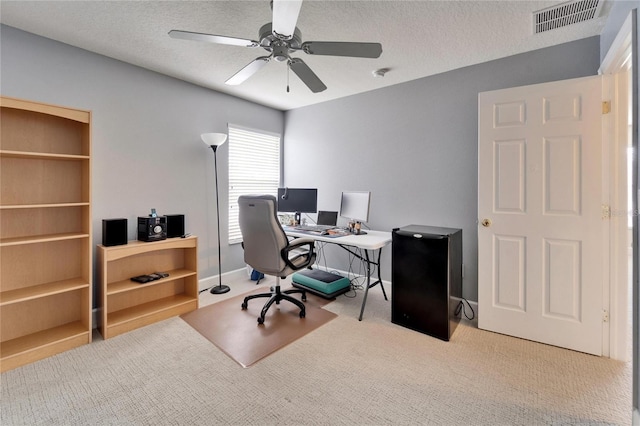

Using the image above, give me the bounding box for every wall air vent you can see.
[534,0,603,34]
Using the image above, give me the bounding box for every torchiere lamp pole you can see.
[202,133,230,294]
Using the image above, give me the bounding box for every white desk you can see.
[284,228,392,320]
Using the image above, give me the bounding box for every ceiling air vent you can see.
[534,0,603,34]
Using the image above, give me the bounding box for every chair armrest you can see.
[281,238,316,270]
[286,237,316,250]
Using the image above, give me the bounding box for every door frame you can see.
[599,11,634,362]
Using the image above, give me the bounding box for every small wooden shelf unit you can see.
[0,96,92,372]
[98,237,199,339]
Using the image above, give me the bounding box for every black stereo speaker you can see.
[165,214,185,238]
[137,216,167,242]
[102,218,128,247]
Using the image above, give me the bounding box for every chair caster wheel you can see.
[257,317,264,325]
[299,311,306,318]
[241,302,248,310]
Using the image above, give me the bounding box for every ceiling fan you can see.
[168,0,382,93]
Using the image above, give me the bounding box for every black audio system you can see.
[102,218,128,246]
[137,216,167,242]
[165,214,185,238]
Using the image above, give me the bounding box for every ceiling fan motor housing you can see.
[259,23,302,61]
[168,2,381,94]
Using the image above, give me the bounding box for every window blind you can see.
[228,124,280,244]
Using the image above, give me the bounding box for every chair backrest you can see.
[238,195,289,276]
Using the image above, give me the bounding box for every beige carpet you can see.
[0,275,632,425]
[181,287,336,367]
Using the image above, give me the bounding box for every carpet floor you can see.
[0,274,632,425]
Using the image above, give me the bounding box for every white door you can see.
[478,76,604,355]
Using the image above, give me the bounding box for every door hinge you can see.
[601,204,611,219]
[602,310,610,323]
[602,101,611,114]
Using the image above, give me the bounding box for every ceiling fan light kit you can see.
[168,0,382,93]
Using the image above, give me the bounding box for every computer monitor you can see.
[339,191,371,224]
[277,188,318,224]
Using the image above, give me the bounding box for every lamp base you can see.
[210,284,230,295]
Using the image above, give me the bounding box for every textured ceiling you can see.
[0,0,610,111]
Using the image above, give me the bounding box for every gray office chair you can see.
[238,194,316,325]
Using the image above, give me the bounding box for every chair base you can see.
[241,284,307,325]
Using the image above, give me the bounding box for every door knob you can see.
[481,219,491,227]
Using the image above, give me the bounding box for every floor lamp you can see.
[202,132,230,295]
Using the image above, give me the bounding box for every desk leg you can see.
[358,248,388,321]
[358,250,373,321]
[377,248,388,301]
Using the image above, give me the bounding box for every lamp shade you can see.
[201,132,228,147]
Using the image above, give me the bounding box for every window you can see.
[228,124,280,243]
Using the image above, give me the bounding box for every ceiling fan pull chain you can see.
[287,61,290,93]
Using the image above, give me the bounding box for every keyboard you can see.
[295,224,335,232]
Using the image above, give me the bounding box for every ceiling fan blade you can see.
[272,0,303,39]
[225,57,270,85]
[169,30,258,47]
[302,41,382,58]
[289,58,326,93]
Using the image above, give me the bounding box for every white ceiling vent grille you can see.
[534,0,603,34]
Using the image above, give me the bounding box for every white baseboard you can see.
[300,265,480,325]
[198,268,248,292]
[92,267,480,328]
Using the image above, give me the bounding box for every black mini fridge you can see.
[391,225,462,341]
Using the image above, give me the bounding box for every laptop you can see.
[295,211,338,232]
[317,211,338,227]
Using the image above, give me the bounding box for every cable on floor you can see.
[454,298,475,320]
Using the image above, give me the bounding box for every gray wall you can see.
[284,36,601,301]
[0,25,284,298]
[0,24,607,304]
[599,1,638,62]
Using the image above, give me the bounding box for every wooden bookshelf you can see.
[98,237,199,339]
[0,96,92,372]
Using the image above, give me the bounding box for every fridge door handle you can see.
[394,230,446,239]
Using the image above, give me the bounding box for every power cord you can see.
[342,248,371,297]
[314,241,326,267]
[302,212,315,225]
[454,298,475,320]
